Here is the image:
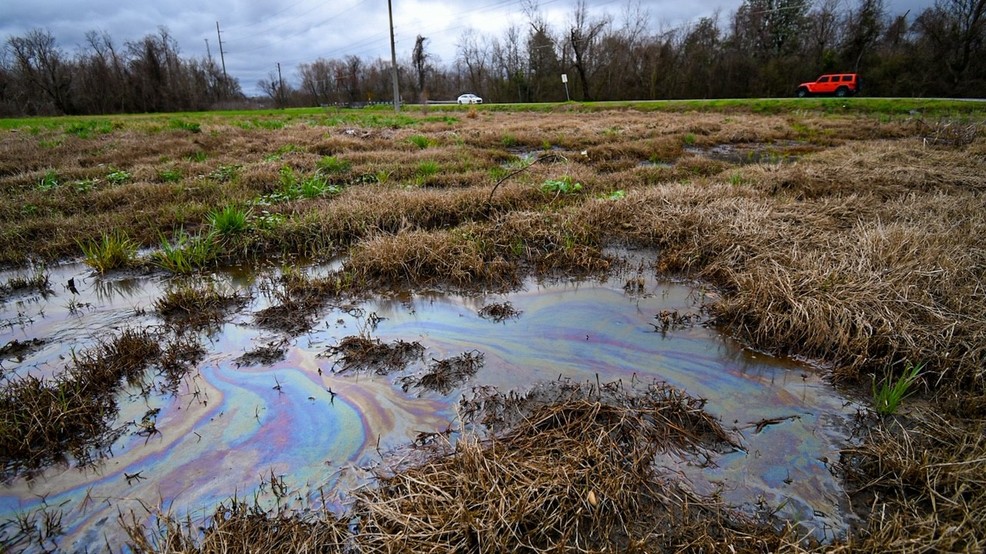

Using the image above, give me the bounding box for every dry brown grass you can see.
[4,105,986,551]
[358,383,801,553]
[122,382,808,553]
[0,329,161,477]
[836,411,986,553]
[123,499,351,554]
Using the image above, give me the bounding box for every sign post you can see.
[561,73,570,102]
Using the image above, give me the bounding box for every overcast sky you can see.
[2,0,935,96]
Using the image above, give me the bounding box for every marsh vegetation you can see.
[1,100,984,552]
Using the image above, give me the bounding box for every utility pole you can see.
[388,0,400,112]
[204,38,212,60]
[277,62,285,108]
[216,22,228,81]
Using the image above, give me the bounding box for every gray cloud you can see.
[2,0,934,96]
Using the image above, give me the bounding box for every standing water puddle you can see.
[1,260,857,551]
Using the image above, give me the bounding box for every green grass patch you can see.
[79,231,139,273]
[168,119,201,133]
[158,168,182,183]
[408,135,432,149]
[316,155,351,174]
[208,205,251,234]
[541,176,583,194]
[872,362,924,417]
[153,229,220,274]
[416,160,440,177]
[72,179,97,193]
[37,170,59,191]
[64,120,114,138]
[300,175,342,198]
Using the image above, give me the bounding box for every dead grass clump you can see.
[0,338,46,364]
[154,279,246,330]
[0,329,161,477]
[838,411,986,552]
[752,140,986,199]
[0,268,51,300]
[254,270,355,334]
[354,381,801,552]
[912,117,981,148]
[347,228,518,290]
[122,499,351,554]
[326,336,424,375]
[235,340,288,367]
[489,211,612,276]
[403,350,484,394]
[158,334,206,392]
[478,301,521,322]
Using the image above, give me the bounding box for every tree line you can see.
[0,27,241,116]
[3,0,984,116]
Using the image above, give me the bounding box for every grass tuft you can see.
[316,155,351,173]
[208,205,251,235]
[153,229,220,274]
[872,362,924,417]
[79,230,139,273]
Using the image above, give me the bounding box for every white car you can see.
[457,93,483,104]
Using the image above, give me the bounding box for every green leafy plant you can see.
[37,170,59,191]
[682,133,697,146]
[872,362,924,416]
[604,189,626,200]
[159,168,182,183]
[106,169,131,184]
[188,151,208,162]
[79,230,139,273]
[208,205,251,234]
[256,210,286,231]
[541,176,583,195]
[209,164,240,182]
[73,178,97,193]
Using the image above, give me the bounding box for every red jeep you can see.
[796,74,861,97]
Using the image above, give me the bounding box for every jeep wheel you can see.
[835,87,848,98]
[796,88,808,98]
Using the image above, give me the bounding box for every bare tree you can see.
[567,0,610,100]
[6,28,74,114]
[456,29,490,95]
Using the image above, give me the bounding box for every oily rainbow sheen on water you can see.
[1,265,854,551]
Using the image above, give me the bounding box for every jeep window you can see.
[818,76,830,83]
[842,75,852,82]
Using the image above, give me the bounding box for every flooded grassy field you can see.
[1,100,984,552]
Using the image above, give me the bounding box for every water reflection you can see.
[0,261,855,551]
